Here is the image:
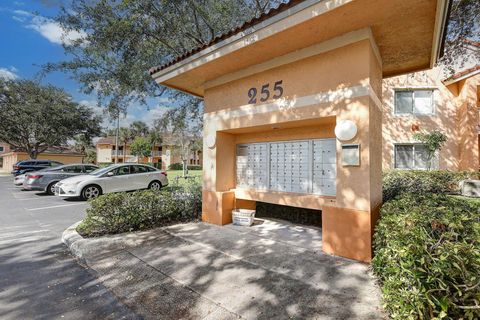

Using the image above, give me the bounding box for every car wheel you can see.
[46,182,57,195]
[148,181,162,191]
[82,185,101,200]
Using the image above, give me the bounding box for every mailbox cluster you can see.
[236,138,337,196]
[236,144,268,189]
[270,141,310,193]
[312,139,336,195]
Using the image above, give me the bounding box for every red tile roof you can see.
[443,64,480,84]
[149,0,306,75]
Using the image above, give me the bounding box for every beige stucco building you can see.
[0,146,85,173]
[96,137,202,170]
[150,0,450,262]
[382,65,479,171]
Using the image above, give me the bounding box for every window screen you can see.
[394,90,434,115]
[394,144,435,170]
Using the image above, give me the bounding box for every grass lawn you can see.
[166,170,202,186]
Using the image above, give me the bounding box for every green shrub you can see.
[168,162,183,170]
[77,181,201,237]
[187,165,202,170]
[372,193,480,319]
[383,170,478,202]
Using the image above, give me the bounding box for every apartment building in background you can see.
[0,143,85,173]
[383,65,480,171]
[96,136,202,170]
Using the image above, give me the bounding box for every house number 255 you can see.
[248,80,283,104]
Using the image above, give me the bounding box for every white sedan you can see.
[55,164,168,200]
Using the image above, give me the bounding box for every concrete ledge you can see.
[460,180,480,197]
[62,222,88,264]
[62,222,171,264]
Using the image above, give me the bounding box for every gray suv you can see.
[23,164,99,195]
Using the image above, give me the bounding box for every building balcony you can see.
[111,151,130,156]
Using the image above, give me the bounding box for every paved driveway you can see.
[0,176,137,319]
[66,219,384,319]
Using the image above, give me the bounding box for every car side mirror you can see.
[106,171,114,177]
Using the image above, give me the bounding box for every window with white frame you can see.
[0,146,4,152]
[394,144,436,170]
[394,90,434,115]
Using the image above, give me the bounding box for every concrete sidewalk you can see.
[63,220,384,319]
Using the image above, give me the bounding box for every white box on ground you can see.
[232,209,256,226]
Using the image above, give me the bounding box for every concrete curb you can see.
[62,222,169,265]
[61,221,89,264]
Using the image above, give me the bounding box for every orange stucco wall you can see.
[202,38,383,262]
[382,69,479,171]
[456,75,480,171]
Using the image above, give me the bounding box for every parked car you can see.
[11,160,63,176]
[23,164,99,195]
[13,174,26,186]
[55,164,168,200]
[14,167,59,187]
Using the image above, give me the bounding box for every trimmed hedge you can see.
[383,170,478,202]
[372,193,480,319]
[76,182,201,237]
[168,162,183,170]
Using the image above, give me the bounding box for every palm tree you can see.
[118,127,131,160]
[73,134,93,163]
[147,130,163,164]
[130,121,149,137]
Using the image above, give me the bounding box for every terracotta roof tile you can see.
[149,0,306,75]
[443,64,480,83]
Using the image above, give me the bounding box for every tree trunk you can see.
[29,149,38,159]
[182,159,188,177]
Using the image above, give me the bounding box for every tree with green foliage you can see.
[84,149,97,164]
[130,121,149,138]
[439,0,480,73]
[413,130,448,170]
[147,129,163,162]
[0,79,101,159]
[43,0,283,124]
[130,137,151,163]
[73,134,96,163]
[118,127,132,159]
[156,96,202,177]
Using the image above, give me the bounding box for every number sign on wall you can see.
[248,80,283,104]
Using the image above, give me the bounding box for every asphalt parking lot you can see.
[0,175,138,319]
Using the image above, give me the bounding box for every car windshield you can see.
[89,166,114,176]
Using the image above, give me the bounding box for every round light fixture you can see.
[205,134,216,149]
[334,120,357,141]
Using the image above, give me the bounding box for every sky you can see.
[0,0,168,129]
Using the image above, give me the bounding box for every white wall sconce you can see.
[335,120,357,141]
[206,134,216,149]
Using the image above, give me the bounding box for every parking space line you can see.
[27,203,86,211]
[0,229,50,239]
